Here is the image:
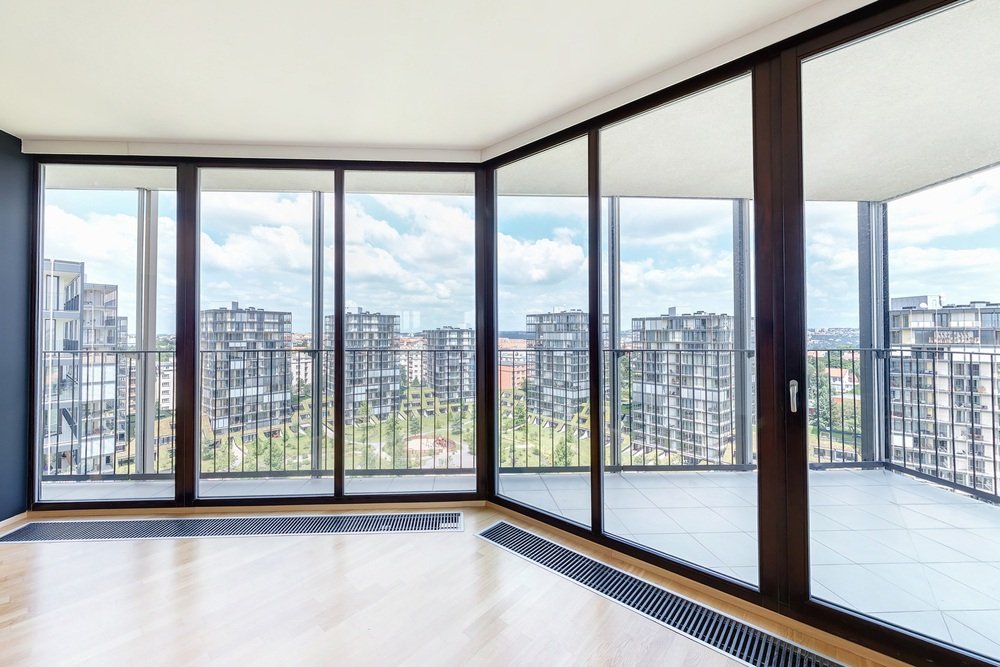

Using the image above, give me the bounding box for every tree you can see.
[618,353,632,405]
[808,354,862,458]
[408,412,422,436]
[513,399,526,429]
[358,400,372,449]
[554,427,574,467]
[387,412,407,469]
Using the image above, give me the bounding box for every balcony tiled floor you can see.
[35,467,1000,659]
[500,468,1000,660]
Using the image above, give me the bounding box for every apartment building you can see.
[332,308,401,420]
[399,335,426,385]
[422,326,475,404]
[889,295,1000,493]
[200,302,293,436]
[156,361,175,411]
[630,308,735,465]
[38,260,128,474]
[526,310,589,424]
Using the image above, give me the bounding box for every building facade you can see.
[39,259,128,475]
[200,302,293,438]
[331,308,401,421]
[422,327,475,404]
[526,310,589,424]
[889,295,1000,493]
[399,335,426,386]
[629,308,735,465]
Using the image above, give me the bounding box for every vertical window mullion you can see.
[333,169,345,497]
[175,163,199,505]
[588,129,604,534]
[311,190,323,477]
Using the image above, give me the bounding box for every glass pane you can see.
[805,201,862,464]
[38,164,176,501]
[803,0,1000,659]
[496,137,591,526]
[343,171,476,494]
[198,169,332,497]
[600,74,757,584]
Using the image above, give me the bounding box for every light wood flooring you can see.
[0,505,901,666]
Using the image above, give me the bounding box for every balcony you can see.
[494,467,1000,658]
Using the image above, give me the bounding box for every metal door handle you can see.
[789,379,799,413]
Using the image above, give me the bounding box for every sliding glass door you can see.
[599,75,758,584]
[802,0,1000,660]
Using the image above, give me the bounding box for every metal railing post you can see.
[733,199,753,464]
[858,201,888,463]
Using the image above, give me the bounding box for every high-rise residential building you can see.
[399,335,426,386]
[156,361,175,411]
[81,283,126,350]
[329,308,401,420]
[526,310,589,423]
[39,260,128,474]
[200,302,292,438]
[889,295,1000,493]
[422,327,475,404]
[629,308,735,465]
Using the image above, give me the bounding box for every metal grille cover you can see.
[479,521,840,667]
[0,512,463,543]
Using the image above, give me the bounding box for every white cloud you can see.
[201,225,312,274]
[889,246,1000,304]
[342,195,477,326]
[805,201,860,328]
[496,196,588,221]
[885,168,1000,307]
[619,254,735,322]
[889,172,1000,245]
[497,234,587,286]
[201,191,314,236]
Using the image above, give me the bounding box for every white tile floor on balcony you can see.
[36,467,1000,660]
[500,468,1000,661]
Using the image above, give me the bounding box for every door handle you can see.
[789,379,799,413]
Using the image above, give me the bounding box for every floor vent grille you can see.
[479,521,840,667]
[0,512,464,543]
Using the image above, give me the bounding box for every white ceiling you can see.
[495,0,1000,202]
[802,0,1000,201]
[0,0,873,161]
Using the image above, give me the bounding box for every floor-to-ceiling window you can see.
[599,75,758,584]
[343,171,477,494]
[495,137,592,525]
[803,0,1000,659]
[198,169,333,498]
[37,164,177,501]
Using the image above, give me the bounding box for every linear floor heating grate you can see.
[0,512,464,543]
[479,521,841,667]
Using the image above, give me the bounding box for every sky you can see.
[40,165,1000,339]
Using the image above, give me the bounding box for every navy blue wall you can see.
[0,130,30,520]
